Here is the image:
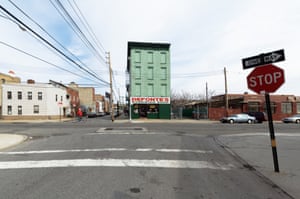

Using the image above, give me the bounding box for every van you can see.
[245,112,267,123]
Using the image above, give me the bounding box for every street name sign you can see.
[242,49,285,69]
[247,64,285,94]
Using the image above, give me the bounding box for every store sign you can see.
[130,97,170,104]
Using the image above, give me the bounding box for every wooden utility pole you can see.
[206,82,209,119]
[107,52,114,122]
[224,67,228,117]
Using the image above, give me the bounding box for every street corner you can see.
[0,134,27,150]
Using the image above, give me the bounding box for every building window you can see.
[56,94,58,102]
[18,91,22,100]
[160,52,167,64]
[281,102,292,113]
[161,84,167,96]
[18,106,22,115]
[7,106,12,115]
[248,102,260,112]
[28,91,32,100]
[135,66,141,79]
[263,102,276,114]
[135,83,141,96]
[7,91,12,99]
[147,84,154,97]
[147,67,154,80]
[147,52,153,64]
[297,103,300,113]
[33,105,39,114]
[38,92,43,100]
[161,67,167,80]
[135,51,141,63]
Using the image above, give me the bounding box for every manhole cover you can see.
[96,127,147,133]
[104,127,144,131]
[130,187,141,193]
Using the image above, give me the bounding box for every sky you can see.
[0,0,300,102]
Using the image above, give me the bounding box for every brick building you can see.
[208,93,300,121]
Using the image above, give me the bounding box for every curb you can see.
[0,134,28,150]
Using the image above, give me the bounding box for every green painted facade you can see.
[127,42,171,119]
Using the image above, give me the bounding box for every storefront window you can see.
[297,103,300,113]
[248,102,260,112]
[281,102,292,113]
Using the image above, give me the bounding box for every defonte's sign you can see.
[130,97,170,104]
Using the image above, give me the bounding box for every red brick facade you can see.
[208,93,300,121]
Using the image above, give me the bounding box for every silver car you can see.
[220,113,256,124]
[282,114,300,123]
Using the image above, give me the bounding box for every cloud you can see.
[1,0,300,98]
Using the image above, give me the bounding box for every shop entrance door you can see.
[139,105,148,118]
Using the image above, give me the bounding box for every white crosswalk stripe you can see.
[0,148,234,170]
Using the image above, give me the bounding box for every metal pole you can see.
[265,93,280,172]
[224,67,228,116]
[107,52,114,122]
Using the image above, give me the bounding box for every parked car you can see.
[87,112,97,118]
[220,113,256,124]
[282,114,300,123]
[244,112,267,123]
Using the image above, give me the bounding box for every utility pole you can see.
[107,52,114,122]
[206,82,209,119]
[224,67,228,117]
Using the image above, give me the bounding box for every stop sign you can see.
[247,64,285,94]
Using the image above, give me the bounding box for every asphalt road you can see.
[0,117,297,199]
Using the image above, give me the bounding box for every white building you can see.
[1,82,70,120]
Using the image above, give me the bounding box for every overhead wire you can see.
[51,0,107,64]
[6,0,105,84]
[68,0,106,55]
[0,41,108,87]
[0,4,110,86]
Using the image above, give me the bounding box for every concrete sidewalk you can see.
[218,133,300,199]
[0,134,27,150]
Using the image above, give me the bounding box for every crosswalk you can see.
[0,147,234,170]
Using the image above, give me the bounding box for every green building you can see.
[126,41,171,119]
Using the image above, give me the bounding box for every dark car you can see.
[220,113,256,124]
[245,112,267,123]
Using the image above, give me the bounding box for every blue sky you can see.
[1,0,300,100]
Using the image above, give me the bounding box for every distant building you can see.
[95,94,109,115]
[68,82,96,113]
[1,80,70,120]
[126,41,171,119]
[0,72,21,116]
[190,93,300,121]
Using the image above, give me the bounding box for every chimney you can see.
[27,79,35,84]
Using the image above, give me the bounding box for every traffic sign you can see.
[242,49,285,69]
[247,64,285,94]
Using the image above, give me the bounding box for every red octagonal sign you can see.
[247,64,285,94]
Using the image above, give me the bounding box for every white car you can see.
[282,114,300,123]
[220,113,256,124]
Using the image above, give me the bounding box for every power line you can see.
[50,0,107,64]
[0,4,110,86]
[7,0,103,83]
[68,0,106,54]
[0,41,108,87]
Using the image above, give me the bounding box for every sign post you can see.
[265,93,280,172]
[243,49,285,173]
